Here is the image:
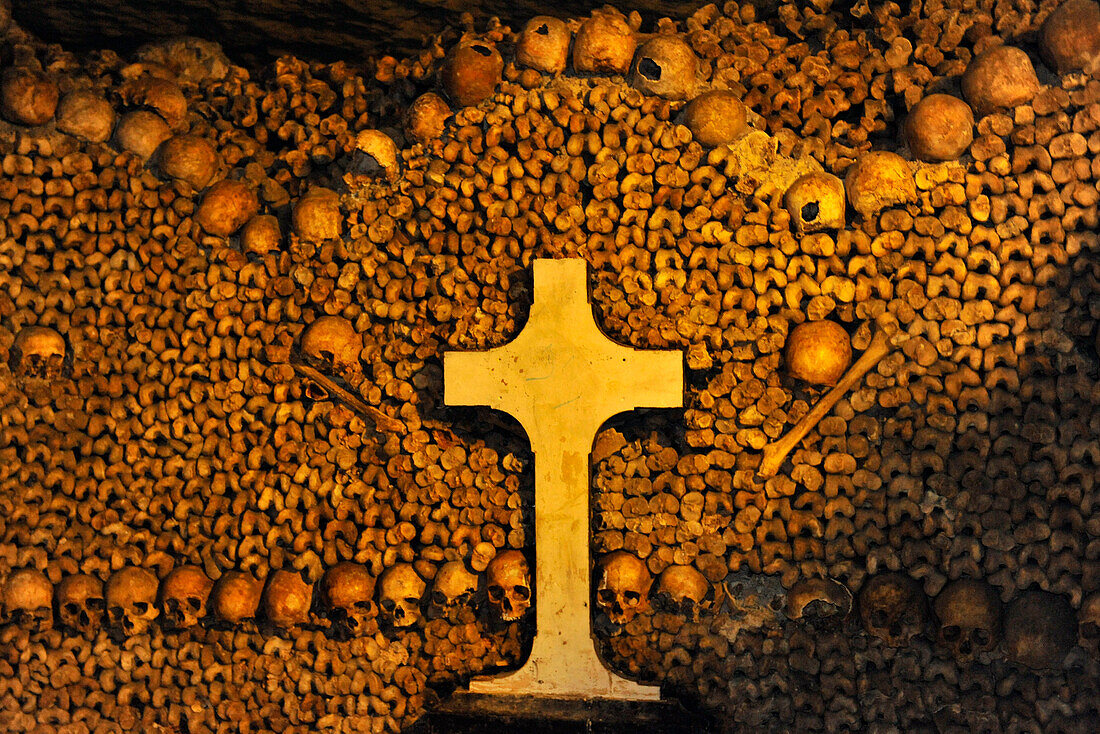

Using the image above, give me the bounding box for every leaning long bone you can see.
[290,360,406,435]
[756,328,893,480]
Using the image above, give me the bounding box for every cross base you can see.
[424,693,710,734]
[466,653,660,700]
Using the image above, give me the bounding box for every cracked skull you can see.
[786,577,853,626]
[11,325,66,380]
[858,572,927,647]
[105,567,159,637]
[428,560,479,619]
[157,565,213,631]
[2,567,53,631]
[378,563,426,628]
[486,550,531,622]
[596,551,651,626]
[320,562,376,636]
[654,564,713,620]
[56,574,105,636]
[933,578,1001,663]
[299,315,363,386]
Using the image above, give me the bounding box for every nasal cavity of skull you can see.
[801,201,820,222]
[639,58,662,81]
[471,44,492,57]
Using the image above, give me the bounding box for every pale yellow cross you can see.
[445,257,683,699]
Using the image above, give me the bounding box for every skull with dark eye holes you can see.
[157,566,213,631]
[933,578,1001,664]
[486,550,531,623]
[858,572,928,647]
[56,574,105,636]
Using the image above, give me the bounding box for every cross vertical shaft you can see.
[444,258,683,699]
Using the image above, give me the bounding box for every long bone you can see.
[757,329,893,479]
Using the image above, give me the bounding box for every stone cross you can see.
[444,258,684,699]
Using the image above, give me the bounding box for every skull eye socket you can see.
[380,599,396,612]
[432,592,447,606]
[403,597,420,606]
[513,586,530,601]
[638,57,662,81]
[87,598,105,611]
[354,600,373,612]
[187,597,202,611]
[597,589,616,605]
[488,585,505,602]
[971,628,991,647]
[869,610,888,628]
[623,591,640,606]
[133,601,149,614]
[942,625,961,642]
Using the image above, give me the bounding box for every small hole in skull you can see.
[638,57,662,81]
[801,201,820,221]
[536,24,549,35]
[471,44,491,57]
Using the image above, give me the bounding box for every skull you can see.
[572,8,637,75]
[682,89,750,148]
[377,563,426,628]
[299,315,363,385]
[654,564,713,620]
[1039,0,1100,75]
[428,560,479,619]
[209,571,263,625]
[157,565,213,631]
[786,577,853,625]
[630,35,699,100]
[784,172,846,234]
[195,178,259,238]
[961,45,1040,116]
[844,150,916,218]
[440,40,503,108]
[1003,589,1076,669]
[784,319,852,387]
[1079,591,1100,658]
[2,568,53,631]
[351,130,399,181]
[56,574,106,636]
[486,550,532,623]
[291,187,343,243]
[261,569,313,629]
[933,578,1001,663]
[319,562,376,636]
[105,567,159,637]
[858,572,928,647]
[596,551,651,627]
[11,325,66,380]
[515,16,571,75]
[405,92,451,144]
[903,93,974,163]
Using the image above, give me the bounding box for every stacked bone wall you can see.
[1,0,1099,732]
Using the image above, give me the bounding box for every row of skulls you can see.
[600,552,1100,671]
[0,551,532,639]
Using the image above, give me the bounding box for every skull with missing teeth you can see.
[428,560,479,619]
[105,567,159,637]
[57,574,106,636]
[486,550,531,622]
[11,326,66,380]
[378,563,425,628]
[3,568,54,631]
[320,562,376,636]
[654,564,714,620]
[157,566,214,630]
[596,551,652,627]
